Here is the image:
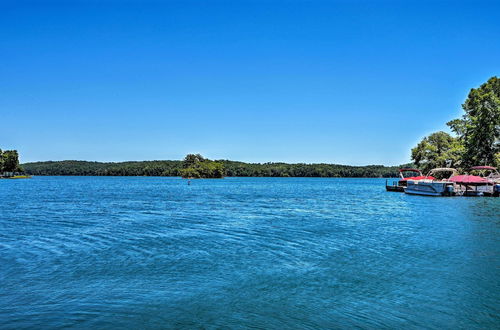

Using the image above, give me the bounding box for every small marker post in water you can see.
[188,177,191,185]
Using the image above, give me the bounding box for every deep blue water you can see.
[1,176,499,329]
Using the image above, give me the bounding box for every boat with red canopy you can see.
[385,168,433,192]
[470,166,500,183]
[448,174,493,196]
[404,168,458,196]
[464,166,500,196]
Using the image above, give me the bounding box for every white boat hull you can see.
[405,181,454,196]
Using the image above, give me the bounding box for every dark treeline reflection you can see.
[23,160,409,178]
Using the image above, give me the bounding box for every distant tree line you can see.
[23,155,407,178]
[0,149,23,173]
[411,76,499,173]
[221,161,404,178]
[22,160,182,176]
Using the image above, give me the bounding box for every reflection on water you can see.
[1,177,499,328]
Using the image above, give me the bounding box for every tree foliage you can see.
[182,154,205,168]
[0,149,23,172]
[413,76,500,171]
[411,132,464,173]
[179,154,225,178]
[448,76,500,167]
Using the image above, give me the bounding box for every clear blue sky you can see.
[1,0,499,165]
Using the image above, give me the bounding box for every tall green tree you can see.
[2,150,21,172]
[411,131,464,173]
[183,154,205,168]
[180,154,225,178]
[447,76,500,167]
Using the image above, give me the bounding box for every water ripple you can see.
[0,177,499,329]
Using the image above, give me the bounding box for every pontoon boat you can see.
[404,168,458,196]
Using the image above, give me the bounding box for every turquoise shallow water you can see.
[0,176,499,329]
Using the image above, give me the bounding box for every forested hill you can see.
[22,160,407,178]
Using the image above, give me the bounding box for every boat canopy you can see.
[470,166,497,171]
[402,175,435,181]
[429,168,459,174]
[430,168,458,172]
[426,168,459,179]
[399,168,424,181]
[449,175,489,184]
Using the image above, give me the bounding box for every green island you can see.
[9,76,500,179]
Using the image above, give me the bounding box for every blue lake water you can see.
[1,176,499,329]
